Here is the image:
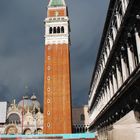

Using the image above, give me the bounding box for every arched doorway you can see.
[36,128,43,134]
[5,125,18,134]
[23,128,32,135]
[7,113,21,124]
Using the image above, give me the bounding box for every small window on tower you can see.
[53,27,56,33]
[49,27,52,34]
[57,27,60,33]
[47,99,50,103]
[47,111,50,116]
[61,26,64,33]
[47,76,51,80]
[47,66,51,70]
[47,123,50,128]
[48,56,51,60]
[48,46,51,50]
[47,87,50,92]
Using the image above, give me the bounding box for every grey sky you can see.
[0,0,109,107]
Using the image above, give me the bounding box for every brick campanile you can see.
[43,0,72,134]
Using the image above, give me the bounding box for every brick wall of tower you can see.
[48,9,66,17]
[43,44,72,134]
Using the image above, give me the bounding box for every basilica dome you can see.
[18,96,33,111]
[31,95,40,110]
[18,95,40,112]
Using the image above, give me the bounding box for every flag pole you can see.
[22,96,24,134]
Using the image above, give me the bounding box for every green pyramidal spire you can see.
[49,0,65,7]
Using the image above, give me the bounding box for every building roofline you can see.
[89,0,116,94]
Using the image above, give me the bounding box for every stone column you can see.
[100,64,103,76]
[97,74,100,87]
[116,12,121,29]
[98,99,101,112]
[104,51,107,65]
[98,67,101,80]
[102,92,104,108]
[102,57,105,69]
[108,35,113,50]
[104,54,106,65]
[102,92,106,107]
[120,48,129,82]
[135,28,140,63]
[127,43,136,73]
[99,70,101,80]
[116,63,122,89]
[124,0,129,11]
[121,0,126,15]
[100,95,103,110]
[106,83,110,103]
[104,127,108,140]
[103,87,108,105]
[112,66,118,94]
[96,75,99,90]
[101,61,104,77]
[105,79,110,103]
[106,44,110,58]
[109,75,114,98]
[112,26,117,41]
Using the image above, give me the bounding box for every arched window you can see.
[61,26,64,33]
[5,125,18,135]
[7,113,20,124]
[80,114,85,121]
[72,125,76,133]
[79,127,82,133]
[53,27,56,33]
[57,27,60,33]
[49,27,52,34]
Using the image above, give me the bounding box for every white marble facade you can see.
[0,95,43,135]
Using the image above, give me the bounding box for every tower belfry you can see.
[43,0,72,134]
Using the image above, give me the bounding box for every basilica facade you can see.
[0,95,88,135]
[0,95,43,135]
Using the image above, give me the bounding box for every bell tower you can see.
[43,0,72,134]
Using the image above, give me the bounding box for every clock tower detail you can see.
[43,0,72,134]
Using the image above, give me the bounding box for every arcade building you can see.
[88,0,140,139]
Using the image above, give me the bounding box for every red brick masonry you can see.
[43,44,72,134]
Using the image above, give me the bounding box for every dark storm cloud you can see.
[0,0,46,104]
[0,0,109,107]
[67,0,110,106]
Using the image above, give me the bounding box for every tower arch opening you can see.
[57,27,60,33]
[53,27,57,33]
[61,26,64,33]
[49,27,53,34]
